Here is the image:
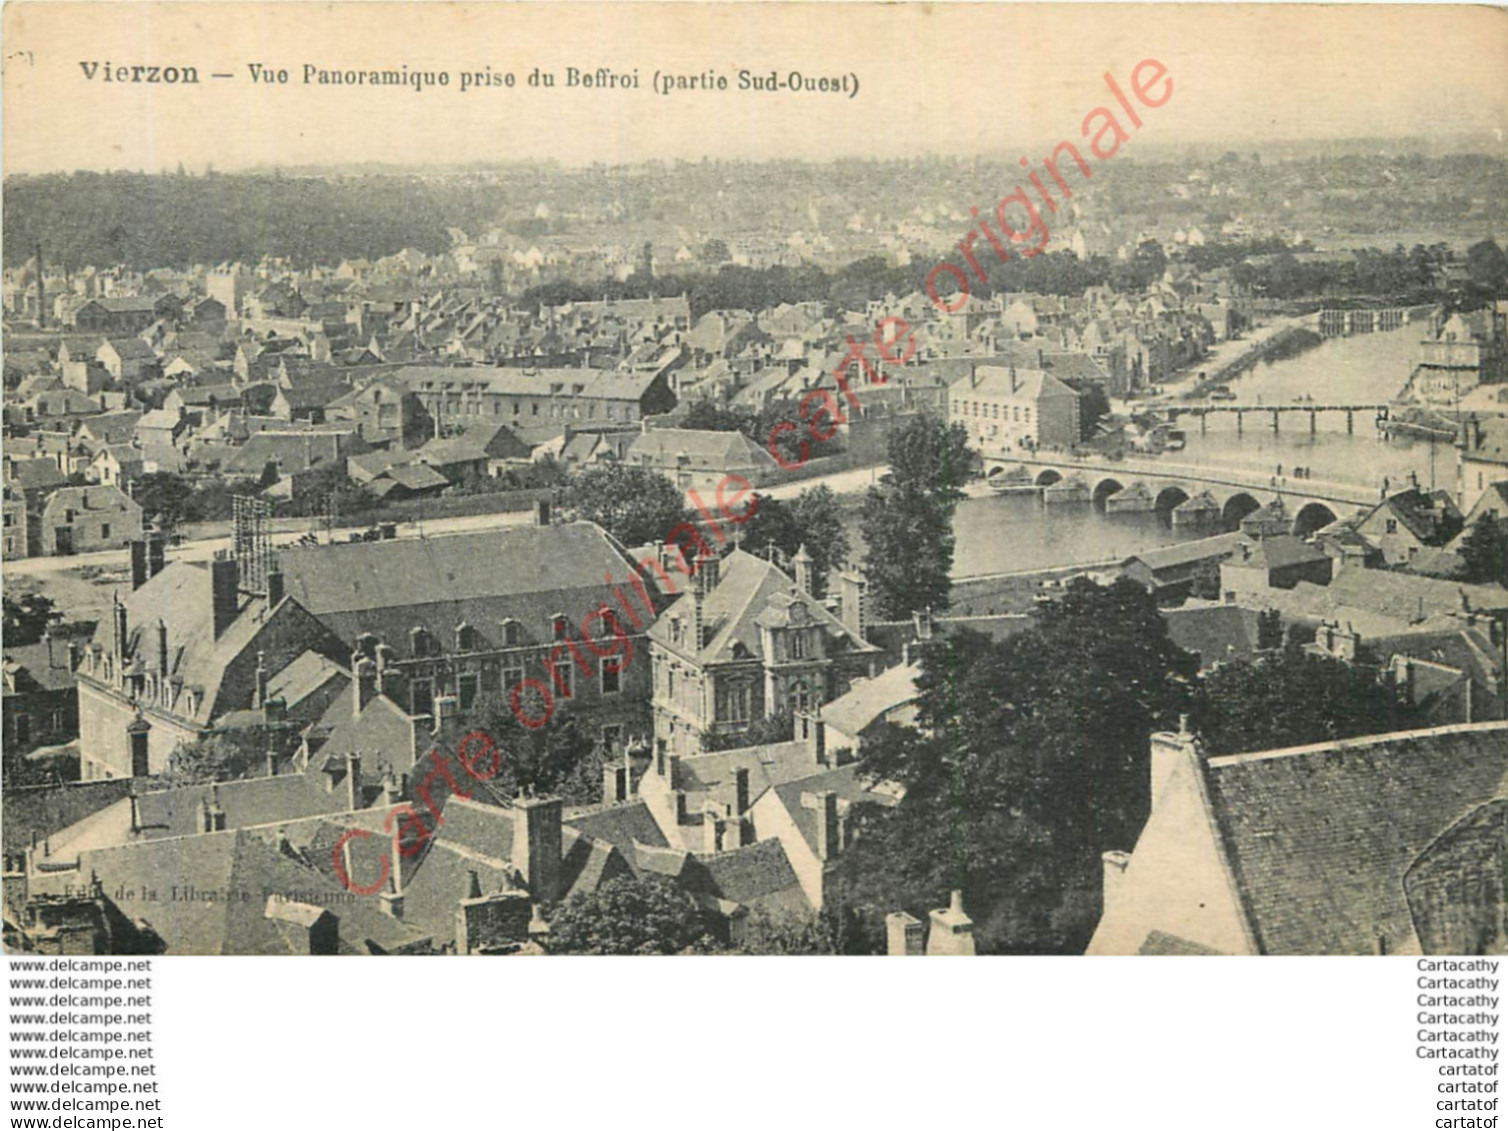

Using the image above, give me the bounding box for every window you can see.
[457,623,476,652]
[601,724,623,751]
[555,661,573,698]
[552,615,569,641]
[14,714,31,747]
[503,620,522,647]
[411,679,434,717]
[1385,519,1398,534]
[601,656,621,694]
[410,627,437,658]
[667,669,676,697]
[458,671,478,711]
[502,663,525,693]
[100,524,111,539]
[65,509,77,523]
[790,630,808,660]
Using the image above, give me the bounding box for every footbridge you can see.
[983,453,1383,536]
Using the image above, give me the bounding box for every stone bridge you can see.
[983,453,1382,537]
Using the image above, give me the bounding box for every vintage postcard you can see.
[3,2,1507,958]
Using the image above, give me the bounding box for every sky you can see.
[4,3,1506,175]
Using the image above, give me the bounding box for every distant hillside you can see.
[1,171,504,270]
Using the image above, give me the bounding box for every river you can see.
[935,323,1452,578]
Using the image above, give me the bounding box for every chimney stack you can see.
[146,531,165,579]
[130,540,148,590]
[806,790,840,860]
[838,567,867,642]
[210,552,240,639]
[433,694,459,733]
[603,758,630,804]
[156,619,170,676]
[792,544,813,595]
[266,563,285,606]
[1101,850,1131,921]
[733,766,750,816]
[926,890,977,956]
[345,752,363,810]
[886,911,925,956]
[513,795,563,903]
[254,649,268,707]
[111,593,129,664]
[353,658,377,714]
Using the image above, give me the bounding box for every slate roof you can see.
[766,763,899,860]
[2,780,134,857]
[276,520,646,650]
[60,829,428,954]
[2,640,80,695]
[1203,721,1508,955]
[819,662,921,740]
[649,548,877,666]
[627,428,780,472]
[950,366,1078,402]
[1123,532,1245,574]
[1161,604,1263,670]
[686,838,810,915]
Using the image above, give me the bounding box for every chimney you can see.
[1149,716,1201,816]
[733,766,750,816]
[603,758,629,804]
[886,911,925,956]
[513,795,563,902]
[345,751,363,810]
[266,563,285,606]
[1101,850,1132,920]
[210,552,240,638]
[792,544,813,595]
[111,593,128,663]
[465,869,482,900]
[912,608,934,641]
[838,568,867,641]
[686,588,704,652]
[433,694,459,733]
[265,741,278,778]
[806,790,840,861]
[926,890,977,956]
[130,540,148,590]
[156,619,170,676]
[254,649,268,707]
[42,631,57,671]
[382,771,402,806]
[801,713,826,766]
[146,531,165,579]
[353,658,377,714]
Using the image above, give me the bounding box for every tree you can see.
[161,726,295,786]
[859,415,972,620]
[700,710,794,752]
[1466,240,1508,297]
[465,697,604,803]
[3,593,57,646]
[731,900,876,955]
[130,472,194,529]
[699,238,731,266]
[738,487,849,598]
[1459,517,1508,586]
[1190,646,1425,757]
[837,578,1196,953]
[546,874,710,955]
[681,400,749,433]
[565,464,691,547]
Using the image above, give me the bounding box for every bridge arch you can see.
[1221,492,1262,529]
[1293,501,1338,538]
[1092,478,1124,510]
[1035,468,1063,487]
[1154,485,1190,524]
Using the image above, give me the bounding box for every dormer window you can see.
[552,615,569,641]
[456,623,476,652]
[502,619,522,648]
[410,626,436,658]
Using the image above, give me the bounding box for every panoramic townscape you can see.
[4,140,1508,956]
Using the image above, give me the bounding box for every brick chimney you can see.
[926,890,976,956]
[130,540,148,590]
[353,658,377,714]
[837,567,867,641]
[156,619,170,676]
[146,531,165,579]
[805,790,840,860]
[603,758,630,804]
[111,593,129,668]
[513,796,563,902]
[210,552,240,639]
[1101,850,1131,921]
[345,752,363,810]
[733,766,750,816]
[886,911,924,956]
